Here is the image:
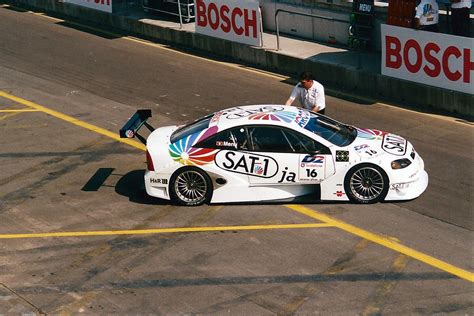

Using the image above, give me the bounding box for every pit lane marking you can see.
[0,109,40,112]
[0,91,145,151]
[1,90,472,283]
[287,205,474,283]
[0,223,334,239]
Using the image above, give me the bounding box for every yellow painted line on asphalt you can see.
[286,205,474,283]
[0,109,40,112]
[0,91,146,151]
[0,223,334,239]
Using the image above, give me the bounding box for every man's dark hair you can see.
[299,71,314,81]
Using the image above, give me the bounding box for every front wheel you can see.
[344,164,389,204]
[170,167,212,206]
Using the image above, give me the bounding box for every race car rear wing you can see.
[119,109,154,145]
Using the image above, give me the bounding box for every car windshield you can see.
[170,114,212,143]
[304,113,357,146]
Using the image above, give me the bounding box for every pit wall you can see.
[4,0,474,118]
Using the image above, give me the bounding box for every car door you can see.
[196,126,250,176]
[246,125,335,185]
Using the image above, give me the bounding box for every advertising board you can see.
[381,24,474,94]
[195,0,261,46]
[65,0,112,13]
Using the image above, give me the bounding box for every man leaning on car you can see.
[285,71,326,115]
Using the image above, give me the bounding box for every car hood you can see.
[350,128,413,159]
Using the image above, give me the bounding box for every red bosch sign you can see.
[65,0,112,13]
[195,0,261,46]
[381,24,474,94]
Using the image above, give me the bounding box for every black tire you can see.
[344,163,389,204]
[170,167,212,206]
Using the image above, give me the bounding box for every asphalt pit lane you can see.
[108,238,150,250]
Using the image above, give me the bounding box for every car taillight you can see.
[146,150,155,171]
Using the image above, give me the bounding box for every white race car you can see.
[120,105,428,206]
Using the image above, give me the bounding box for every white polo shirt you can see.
[415,0,439,25]
[289,81,326,111]
[451,0,471,9]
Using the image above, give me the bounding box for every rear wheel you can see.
[344,164,389,204]
[170,167,212,206]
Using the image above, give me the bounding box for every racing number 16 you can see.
[306,169,317,178]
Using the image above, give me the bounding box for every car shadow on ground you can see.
[115,169,169,205]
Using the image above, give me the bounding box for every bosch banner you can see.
[381,24,474,94]
[195,0,261,46]
[65,0,112,13]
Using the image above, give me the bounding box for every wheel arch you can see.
[169,165,214,206]
[343,162,390,203]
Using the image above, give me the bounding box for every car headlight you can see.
[391,158,412,169]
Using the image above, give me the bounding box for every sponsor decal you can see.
[210,111,225,125]
[215,150,279,178]
[225,106,284,119]
[354,144,370,151]
[295,109,310,128]
[357,128,388,140]
[336,150,349,162]
[248,110,296,123]
[354,144,379,157]
[391,182,410,190]
[169,130,219,166]
[278,167,296,183]
[150,178,168,185]
[299,154,324,181]
[334,191,346,197]
[300,155,325,168]
[382,134,407,156]
[216,140,237,148]
[125,130,134,138]
[302,155,325,163]
[409,170,419,179]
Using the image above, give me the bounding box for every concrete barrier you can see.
[4,0,474,118]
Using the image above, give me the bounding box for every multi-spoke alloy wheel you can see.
[344,164,389,204]
[170,168,212,206]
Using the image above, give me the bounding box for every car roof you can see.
[209,105,314,131]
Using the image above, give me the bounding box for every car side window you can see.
[196,127,249,150]
[282,128,329,153]
[248,126,328,153]
[248,126,293,152]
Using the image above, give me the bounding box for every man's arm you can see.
[285,97,295,106]
[286,85,300,106]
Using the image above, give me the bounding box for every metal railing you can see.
[275,9,351,51]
